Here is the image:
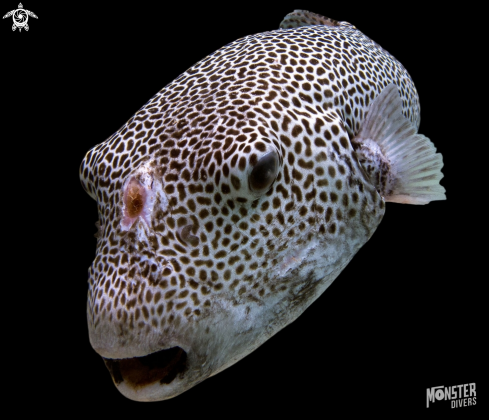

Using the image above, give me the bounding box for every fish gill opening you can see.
[103,347,188,388]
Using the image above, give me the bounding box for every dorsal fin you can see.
[280,10,339,29]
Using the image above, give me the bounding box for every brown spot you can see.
[314,137,327,147]
[231,175,241,190]
[280,135,292,147]
[291,125,303,137]
[221,184,231,194]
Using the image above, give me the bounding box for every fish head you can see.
[81,107,382,400]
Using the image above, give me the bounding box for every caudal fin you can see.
[353,84,446,205]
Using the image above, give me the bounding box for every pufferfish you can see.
[79,10,445,401]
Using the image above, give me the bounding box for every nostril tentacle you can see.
[121,176,154,231]
[125,178,146,218]
[180,224,200,247]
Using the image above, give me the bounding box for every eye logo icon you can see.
[3,3,37,32]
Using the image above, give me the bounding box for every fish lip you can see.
[103,346,188,398]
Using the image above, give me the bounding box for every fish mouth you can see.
[103,346,188,398]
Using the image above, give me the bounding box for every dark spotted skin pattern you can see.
[80,18,420,400]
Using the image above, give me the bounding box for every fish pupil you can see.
[249,152,278,192]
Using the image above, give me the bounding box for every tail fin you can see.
[353,84,446,205]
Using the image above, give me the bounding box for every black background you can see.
[2,0,484,416]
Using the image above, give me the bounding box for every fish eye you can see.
[249,151,279,194]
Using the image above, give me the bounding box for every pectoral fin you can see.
[353,84,446,205]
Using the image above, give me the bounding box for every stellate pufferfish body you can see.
[79,10,445,401]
